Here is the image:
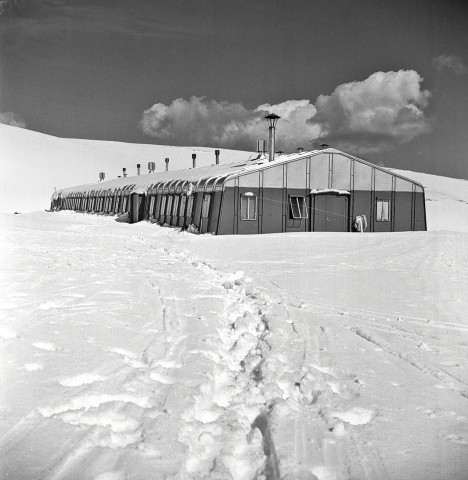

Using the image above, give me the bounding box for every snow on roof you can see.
[54,148,424,198]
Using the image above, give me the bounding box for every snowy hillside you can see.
[392,169,468,233]
[0,124,252,214]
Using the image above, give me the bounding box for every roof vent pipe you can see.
[192,153,196,169]
[148,162,155,173]
[215,149,220,165]
[99,172,105,182]
[137,164,141,175]
[265,113,281,162]
[123,168,127,178]
[296,147,304,153]
[165,158,169,171]
[256,140,267,154]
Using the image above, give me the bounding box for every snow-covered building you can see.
[51,148,427,234]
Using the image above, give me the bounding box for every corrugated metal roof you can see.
[53,148,424,198]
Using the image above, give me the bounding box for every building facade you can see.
[51,148,427,234]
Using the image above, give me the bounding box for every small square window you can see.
[240,194,257,220]
[289,196,308,219]
[376,199,390,222]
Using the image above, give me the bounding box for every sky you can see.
[0,0,468,179]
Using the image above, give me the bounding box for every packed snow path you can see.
[1,212,467,480]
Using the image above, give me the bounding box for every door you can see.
[313,194,349,232]
[200,194,212,234]
[131,194,146,223]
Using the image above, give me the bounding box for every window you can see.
[240,194,257,220]
[376,199,390,222]
[289,196,308,219]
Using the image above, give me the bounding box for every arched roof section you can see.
[55,148,425,199]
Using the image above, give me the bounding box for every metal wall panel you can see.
[217,187,236,235]
[261,188,284,234]
[331,154,352,190]
[309,153,329,189]
[263,164,284,188]
[286,159,307,189]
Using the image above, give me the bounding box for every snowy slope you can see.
[1,209,467,480]
[0,124,252,214]
[391,169,468,233]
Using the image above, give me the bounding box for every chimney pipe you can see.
[148,162,155,173]
[137,163,141,175]
[123,168,127,178]
[165,158,169,171]
[215,149,220,165]
[99,172,105,182]
[265,114,281,162]
[296,147,304,153]
[320,143,329,150]
[192,153,196,169]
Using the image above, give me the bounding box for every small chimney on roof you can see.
[192,153,197,169]
[99,172,105,182]
[148,162,155,173]
[137,163,141,175]
[296,147,304,153]
[320,143,329,150]
[265,113,281,162]
[123,168,127,178]
[256,140,266,154]
[165,158,169,171]
[215,149,220,165]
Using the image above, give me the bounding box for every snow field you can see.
[1,211,468,480]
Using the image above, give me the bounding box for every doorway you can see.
[313,194,349,232]
[200,194,212,233]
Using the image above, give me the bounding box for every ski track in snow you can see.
[352,327,468,399]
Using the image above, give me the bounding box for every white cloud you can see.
[140,97,264,150]
[433,54,468,76]
[0,111,26,128]
[141,70,432,154]
[310,70,432,153]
